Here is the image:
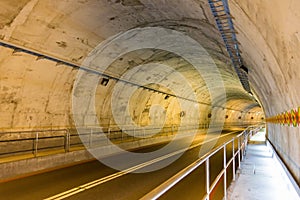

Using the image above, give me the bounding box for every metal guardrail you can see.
[0,129,69,158]
[0,124,205,159]
[141,124,264,200]
[0,123,261,161]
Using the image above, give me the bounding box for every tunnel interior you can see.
[0,0,299,185]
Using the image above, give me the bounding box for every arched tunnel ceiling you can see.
[0,0,268,131]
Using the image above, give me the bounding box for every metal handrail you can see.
[0,123,262,162]
[0,124,208,159]
[0,129,68,158]
[141,124,264,200]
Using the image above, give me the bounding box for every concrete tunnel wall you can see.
[0,0,262,131]
[228,0,300,183]
[0,46,261,131]
[5,0,300,181]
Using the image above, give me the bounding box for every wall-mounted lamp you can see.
[180,111,186,117]
[100,78,109,86]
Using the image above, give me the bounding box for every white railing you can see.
[0,124,207,159]
[141,124,264,200]
[0,123,262,168]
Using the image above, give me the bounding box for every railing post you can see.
[107,127,110,144]
[89,128,93,147]
[64,131,67,152]
[205,159,210,200]
[232,139,236,181]
[241,139,244,161]
[241,132,245,159]
[34,132,38,157]
[223,145,227,200]
[237,136,241,169]
[65,129,70,152]
[244,131,248,156]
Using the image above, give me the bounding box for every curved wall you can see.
[229,0,300,183]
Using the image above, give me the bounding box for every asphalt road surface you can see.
[0,129,242,200]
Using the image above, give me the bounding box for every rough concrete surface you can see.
[0,0,298,184]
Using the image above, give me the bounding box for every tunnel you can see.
[0,0,299,199]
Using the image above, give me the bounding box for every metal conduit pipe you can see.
[0,39,254,113]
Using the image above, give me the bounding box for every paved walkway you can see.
[227,131,300,200]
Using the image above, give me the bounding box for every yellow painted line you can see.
[44,131,239,200]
